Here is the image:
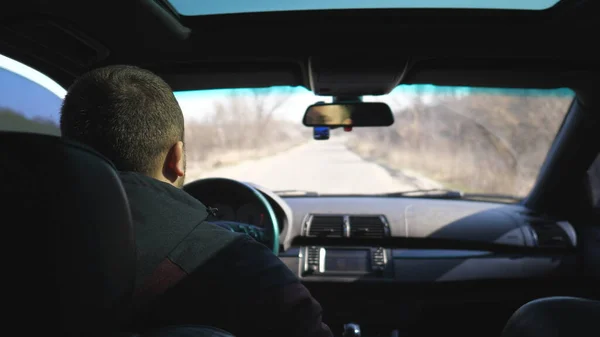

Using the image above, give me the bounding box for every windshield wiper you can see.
[382,188,464,198]
[274,190,319,197]
[457,193,522,202]
[382,189,522,202]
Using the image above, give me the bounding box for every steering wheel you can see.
[183,178,280,255]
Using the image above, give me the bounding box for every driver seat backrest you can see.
[0,131,136,336]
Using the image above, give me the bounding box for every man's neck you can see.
[151,170,180,188]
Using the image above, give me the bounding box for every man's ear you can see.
[164,141,185,182]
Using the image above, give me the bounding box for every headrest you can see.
[0,132,135,335]
[502,297,600,337]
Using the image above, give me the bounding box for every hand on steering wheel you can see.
[211,221,269,244]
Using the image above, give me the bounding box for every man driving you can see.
[59,65,333,337]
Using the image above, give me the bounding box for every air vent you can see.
[307,215,344,237]
[530,221,572,248]
[350,216,388,238]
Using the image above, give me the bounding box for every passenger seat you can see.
[502,296,600,337]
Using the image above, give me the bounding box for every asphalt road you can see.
[186,138,438,195]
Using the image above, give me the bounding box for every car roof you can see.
[0,0,598,102]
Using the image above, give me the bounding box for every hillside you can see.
[0,108,60,136]
[347,93,573,196]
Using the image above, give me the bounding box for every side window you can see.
[588,154,600,210]
[0,54,64,136]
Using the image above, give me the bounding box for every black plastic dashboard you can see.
[249,185,578,284]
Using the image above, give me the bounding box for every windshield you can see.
[0,56,573,200]
[177,85,573,198]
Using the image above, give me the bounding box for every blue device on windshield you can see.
[313,126,330,140]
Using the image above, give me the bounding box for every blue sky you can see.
[0,55,65,123]
[168,0,559,15]
[0,68,63,122]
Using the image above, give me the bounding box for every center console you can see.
[300,214,393,278]
[302,246,391,276]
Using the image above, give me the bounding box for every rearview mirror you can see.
[303,102,394,127]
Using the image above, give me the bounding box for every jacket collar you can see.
[119,171,209,220]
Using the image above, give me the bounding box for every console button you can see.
[342,323,361,337]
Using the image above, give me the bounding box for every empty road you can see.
[186,138,440,195]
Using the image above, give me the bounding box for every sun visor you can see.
[308,56,410,96]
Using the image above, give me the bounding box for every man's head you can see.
[60,65,186,187]
[306,105,352,125]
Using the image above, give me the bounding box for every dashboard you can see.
[186,180,288,232]
[207,202,268,226]
[243,184,578,284]
[191,181,583,335]
[187,180,584,337]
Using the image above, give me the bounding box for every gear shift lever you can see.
[342,323,361,337]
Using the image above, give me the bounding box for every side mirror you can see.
[303,102,394,127]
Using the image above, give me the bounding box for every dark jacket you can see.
[120,172,332,337]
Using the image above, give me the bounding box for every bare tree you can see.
[184,87,300,167]
[346,92,573,196]
[252,87,294,124]
[211,87,294,148]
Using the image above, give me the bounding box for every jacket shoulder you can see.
[167,221,245,273]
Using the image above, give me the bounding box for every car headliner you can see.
[0,0,598,104]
